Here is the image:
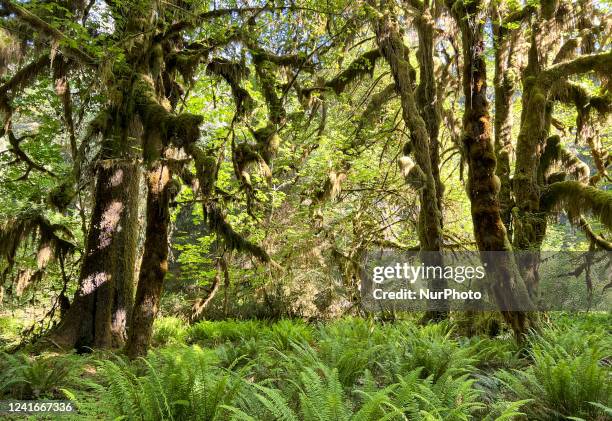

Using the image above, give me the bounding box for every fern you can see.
[0,352,79,399]
[497,336,612,420]
[99,345,242,421]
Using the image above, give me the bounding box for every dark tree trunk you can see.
[125,163,172,358]
[450,0,535,339]
[50,160,140,350]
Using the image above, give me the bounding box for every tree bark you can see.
[449,0,535,339]
[492,9,518,239]
[125,163,172,358]
[50,159,140,350]
[370,3,447,319]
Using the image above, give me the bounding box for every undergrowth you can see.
[0,313,609,420]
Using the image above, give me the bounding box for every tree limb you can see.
[0,0,96,66]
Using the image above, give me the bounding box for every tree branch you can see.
[540,51,612,87]
[0,0,96,66]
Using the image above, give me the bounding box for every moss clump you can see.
[540,135,589,183]
[326,49,382,95]
[541,181,612,229]
[47,180,76,212]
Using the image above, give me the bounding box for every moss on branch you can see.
[540,135,589,183]
[540,51,612,87]
[185,143,269,263]
[325,49,382,95]
[206,58,254,116]
[132,76,203,161]
[541,181,612,230]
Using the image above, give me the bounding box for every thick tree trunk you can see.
[50,160,140,350]
[450,0,535,339]
[125,163,172,358]
[371,5,447,319]
[109,164,141,347]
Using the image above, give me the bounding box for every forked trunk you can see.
[370,6,447,320]
[125,163,172,358]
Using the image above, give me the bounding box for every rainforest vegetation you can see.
[0,0,611,419]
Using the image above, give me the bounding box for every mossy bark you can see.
[371,4,447,319]
[450,0,535,339]
[125,163,172,358]
[50,158,140,350]
[492,13,517,238]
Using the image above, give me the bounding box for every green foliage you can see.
[0,352,83,399]
[393,323,476,381]
[99,345,242,421]
[1,315,609,420]
[497,331,612,420]
[0,316,23,349]
[152,316,189,347]
[187,320,268,345]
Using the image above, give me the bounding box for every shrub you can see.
[0,352,80,399]
[188,320,267,344]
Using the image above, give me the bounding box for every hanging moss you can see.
[185,143,269,262]
[167,48,210,83]
[326,49,382,95]
[552,38,578,64]
[206,58,255,116]
[541,181,612,229]
[541,0,559,20]
[0,54,51,97]
[233,142,271,185]
[251,123,280,164]
[313,170,347,203]
[204,203,269,262]
[47,179,76,211]
[355,83,396,135]
[540,135,590,183]
[254,59,285,124]
[589,94,612,116]
[0,210,75,281]
[132,75,202,162]
[190,152,216,198]
[0,28,22,74]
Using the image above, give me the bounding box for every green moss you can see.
[541,181,612,229]
[326,49,382,94]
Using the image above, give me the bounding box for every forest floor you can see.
[0,313,610,420]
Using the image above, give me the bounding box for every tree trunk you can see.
[125,163,172,358]
[414,6,447,322]
[50,159,140,350]
[370,4,447,319]
[492,13,517,239]
[109,164,141,347]
[450,0,535,339]
[512,32,549,298]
